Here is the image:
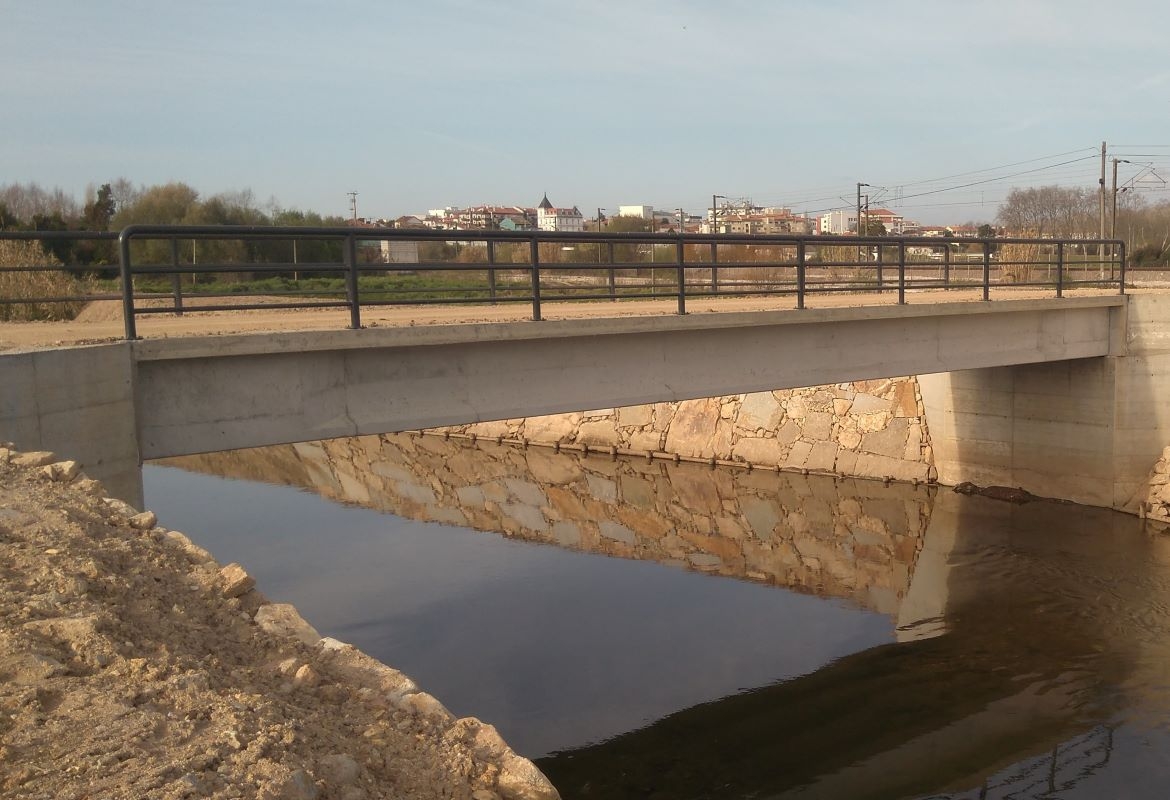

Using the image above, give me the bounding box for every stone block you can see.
[577,420,619,448]
[737,392,784,432]
[586,474,617,504]
[616,404,653,428]
[850,393,889,414]
[255,603,321,647]
[598,520,636,545]
[785,440,813,468]
[860,418,910,459]
[805,441,839,472]
[731,437,785,467]
[803,411,834,441]
[522,412,582,443]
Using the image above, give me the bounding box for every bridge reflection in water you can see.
[160,434,1170,799]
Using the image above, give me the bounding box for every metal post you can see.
[530,237,542,321]
[117,228,137,340]
[486,239,497,304]
[607,241,616,301]
[875,239,883,289]
[943,244,951,287]
[897,241,906,304]
[169,237,184,316]
[796,240,806,309]
[675,235,686,315]
[982,240,991,301]
[345,234,361,329]
[1056,242,1064,298]
[710,241,718,294]
[1119,242,1127,294]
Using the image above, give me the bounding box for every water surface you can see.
[144,434,1170,798]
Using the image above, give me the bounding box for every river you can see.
[143,433,1170,799]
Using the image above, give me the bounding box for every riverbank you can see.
[0,444,559,800]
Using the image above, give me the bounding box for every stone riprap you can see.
[430,379,935,485]
[1144,446,1170,524]
[165,434,934,617]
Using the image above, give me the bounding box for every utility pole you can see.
[677,207,685,233]
[1111,157,1131,239]
[597,207,604,232]
[861,184,870,237]
[1099,141,1107,242]
[856,182,869,261]
[348,191,359,221]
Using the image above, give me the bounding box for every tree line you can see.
[996,185,1170,266]
[0,180,348,274]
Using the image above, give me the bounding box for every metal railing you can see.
[0,225,1129,340]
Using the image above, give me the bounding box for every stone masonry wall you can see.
[431,378,936,485]
[166,434,935,617]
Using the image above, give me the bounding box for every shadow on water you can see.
[152,434,1170,799]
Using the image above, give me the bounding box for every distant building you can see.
[380,240,420,263]
[618,204,654,220]
[536,194,585,232]
[817,210,854,235]
[866,208,906,235]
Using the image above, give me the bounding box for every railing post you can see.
[796,241,806,310]
[675,236,686,315]
[710,241,718,295]
[530,237,542,321]
[943,245,951,287]
[1119,242,1127,294]
[345,234,361,329]
[1056,242,1064,298]
[117,229,138,340]
[607,241,616,301]
[875,242,883,289]
[169,237,184,316]
[982,240,991,301]
[486,239,497,304]
[897,241,906,304]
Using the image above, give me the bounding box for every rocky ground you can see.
[0,445,559,800]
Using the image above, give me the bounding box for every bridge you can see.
[2,226,1167,512]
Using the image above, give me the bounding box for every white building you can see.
[818,209,854,235]
[618,204,654,219]
[536,194,585,232]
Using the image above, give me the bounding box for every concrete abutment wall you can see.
[920,294,1170,514]
[0,342,143,506]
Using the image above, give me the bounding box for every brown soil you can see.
[0,447,558,800]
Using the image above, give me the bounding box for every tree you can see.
[0,202,19,231]
[82,184,116,231]
[977,223,995,239]
[863,219,886,237]
[996,186,1095,238]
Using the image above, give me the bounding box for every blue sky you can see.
[4,0,1169,224]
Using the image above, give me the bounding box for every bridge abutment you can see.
[0,342,143,506]
[921,294,1170,512]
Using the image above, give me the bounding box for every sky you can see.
[4,0,1170,225]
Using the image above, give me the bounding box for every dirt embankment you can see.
[0,445,559,800]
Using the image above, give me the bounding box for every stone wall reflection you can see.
[162,433,934,616]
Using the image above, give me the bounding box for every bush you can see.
[0,240,90,321]
[1130,244,1169,267]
